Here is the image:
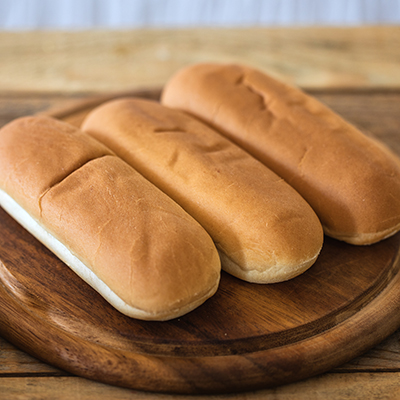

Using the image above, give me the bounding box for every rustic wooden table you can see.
[1,26,400,399]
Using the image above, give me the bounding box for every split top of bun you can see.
[0,116,221,320]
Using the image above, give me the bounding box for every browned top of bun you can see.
[82,98,323,283]
[0,116,220,319]
[161,63,400,244]
[0,115,113,218]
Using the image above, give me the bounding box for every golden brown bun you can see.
[82,98,324,283]
[0,116,221,320]
[161,63,400,245]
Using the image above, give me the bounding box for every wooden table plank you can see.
[1,373,400,400]
[0,27,399,93]
[0,337,64,375]
[0,92,88,128]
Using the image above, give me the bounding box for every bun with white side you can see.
[0,116,221,321]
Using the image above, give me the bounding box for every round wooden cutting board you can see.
[1,90,400,394]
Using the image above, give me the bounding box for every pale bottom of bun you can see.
[218,249,320,284]
[324,225,400,246]
[0,189,218,321]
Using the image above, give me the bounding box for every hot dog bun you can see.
[82,98,323,283]
[0,116,221,321]
[161,63,400,245]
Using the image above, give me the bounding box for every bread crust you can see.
[161,63,400,245]
[82,98,324,283]
[0,116,221,320]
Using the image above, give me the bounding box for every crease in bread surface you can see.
[235,73,275,117]
[37,155,110,217]
[81,98,324,284]
[0,116,221,321]
[0,188,160,319]
[161,63,400,245]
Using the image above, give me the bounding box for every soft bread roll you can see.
[81,98,323,283]
[161,63,400,245]
[0,116,220,321]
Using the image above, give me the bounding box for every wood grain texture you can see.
[0,337,65,376]
[2,373,400,400]
[0,27,399,93]
[0,92,89,128]
[2,189,400,394]
[338,329,400,372]
[3,326,400,378]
